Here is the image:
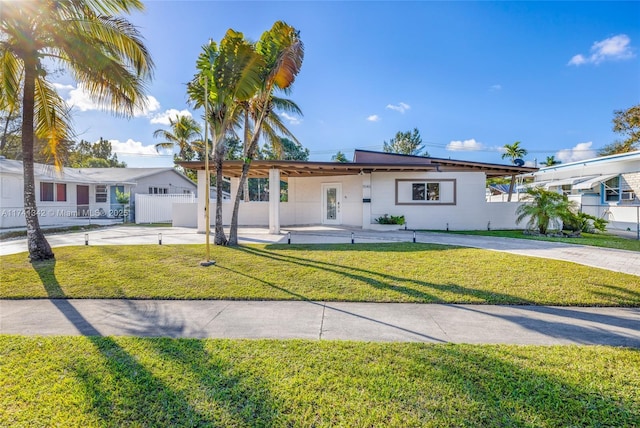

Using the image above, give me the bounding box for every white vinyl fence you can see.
[135,194,195,224]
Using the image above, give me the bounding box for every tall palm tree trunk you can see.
[22,59,54,261]
[242,111,251,202]
[213,139,228,245]
[228,117,266,245]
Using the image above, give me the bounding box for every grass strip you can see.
[1,336,638,427]
[433,230,640,252]
[1,243,639,305]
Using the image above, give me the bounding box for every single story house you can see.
[0,158,196,228]
[177,150,537,233]
[519,150,640,232]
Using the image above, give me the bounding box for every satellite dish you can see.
[514,158,525,167]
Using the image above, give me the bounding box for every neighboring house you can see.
[521,150,640,231]
[177,150,536,232]
[0,158,196,228]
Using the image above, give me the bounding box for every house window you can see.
[40,182,54,201]
[396,179,455,205]
[149,187,168,194]
[56,183,67,202]
[96,185,107,203]
[603,176,620,203]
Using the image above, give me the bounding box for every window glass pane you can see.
[96,185,107,203]
[40,182,54,201]
[604,176,620,202]
[56,183,67,202]
[427,183,440,200]
[412,183,426,200]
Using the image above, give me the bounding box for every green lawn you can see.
[436,229,640,252]
[1,243,639,306]
[1,336,638,427]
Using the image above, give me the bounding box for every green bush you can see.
[563,211,608,234]
[375,214,405,225]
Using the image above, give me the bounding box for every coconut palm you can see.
[0,0,153,261]
[237,95,302,202]
[228,21,304,245]
[153,115,203,162]
[543,156,560,166]
[501,141,528,164]
[188,31,263,245]
[515,187,576,235]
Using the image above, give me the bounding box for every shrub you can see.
[375,214,405,225]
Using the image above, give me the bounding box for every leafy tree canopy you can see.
[598,104,640,156]
[67,138,126,168]
[332,151,349,162]
[383,128,428,156]
[261,137,309,160]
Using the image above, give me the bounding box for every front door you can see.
[321,183,342,225]
[77,185,89,217]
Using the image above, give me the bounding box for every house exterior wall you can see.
[185,166,528,231]
[369,171,490,230]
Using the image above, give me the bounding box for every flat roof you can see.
[178,158,537,178]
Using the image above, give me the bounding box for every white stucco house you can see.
[520,150,640,232]
[176,150,537,232]
[0,158,196,228]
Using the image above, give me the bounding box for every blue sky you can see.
[53,1,640,168]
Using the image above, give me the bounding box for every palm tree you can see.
[188,31,263,245]
[543,156,560,166]
[501,141,528,201]
[153,115,203,161]
[237,95,302,202]
[515,187,576,234]
[228,21,304,245]
[0,0,153,261]
[501,141,528,164]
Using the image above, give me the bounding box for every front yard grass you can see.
[436,229,640,252]
[1,243,638,305]
[1,336,638,427]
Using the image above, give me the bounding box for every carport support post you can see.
[269,168,281,234]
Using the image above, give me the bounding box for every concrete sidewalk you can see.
[1,299,638,347]
[1,225,639,275]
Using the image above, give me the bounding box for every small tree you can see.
[383,128,428,156]
[599,104,640,156]
[332,151,349,162]
[515,188,576,234]
[114,188,130,222]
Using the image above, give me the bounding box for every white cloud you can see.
[556,142,596,163]
[446,138,484,151]
[133,95,161,117]
[64,83,160,116]
[279,112,302,125]
[568,54,587,66]
[108,138,165,156]
[52,82,75,94]
[367,114,380,122]
[568,34,634,66]
[490,84,502,91]
[150,109,193,125]
[386,102,410,114]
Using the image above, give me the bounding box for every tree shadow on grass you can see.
[424,345,640,426]
[232,245,530,305]
[29,261,281,426]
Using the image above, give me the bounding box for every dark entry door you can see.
[77,185,90,217]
